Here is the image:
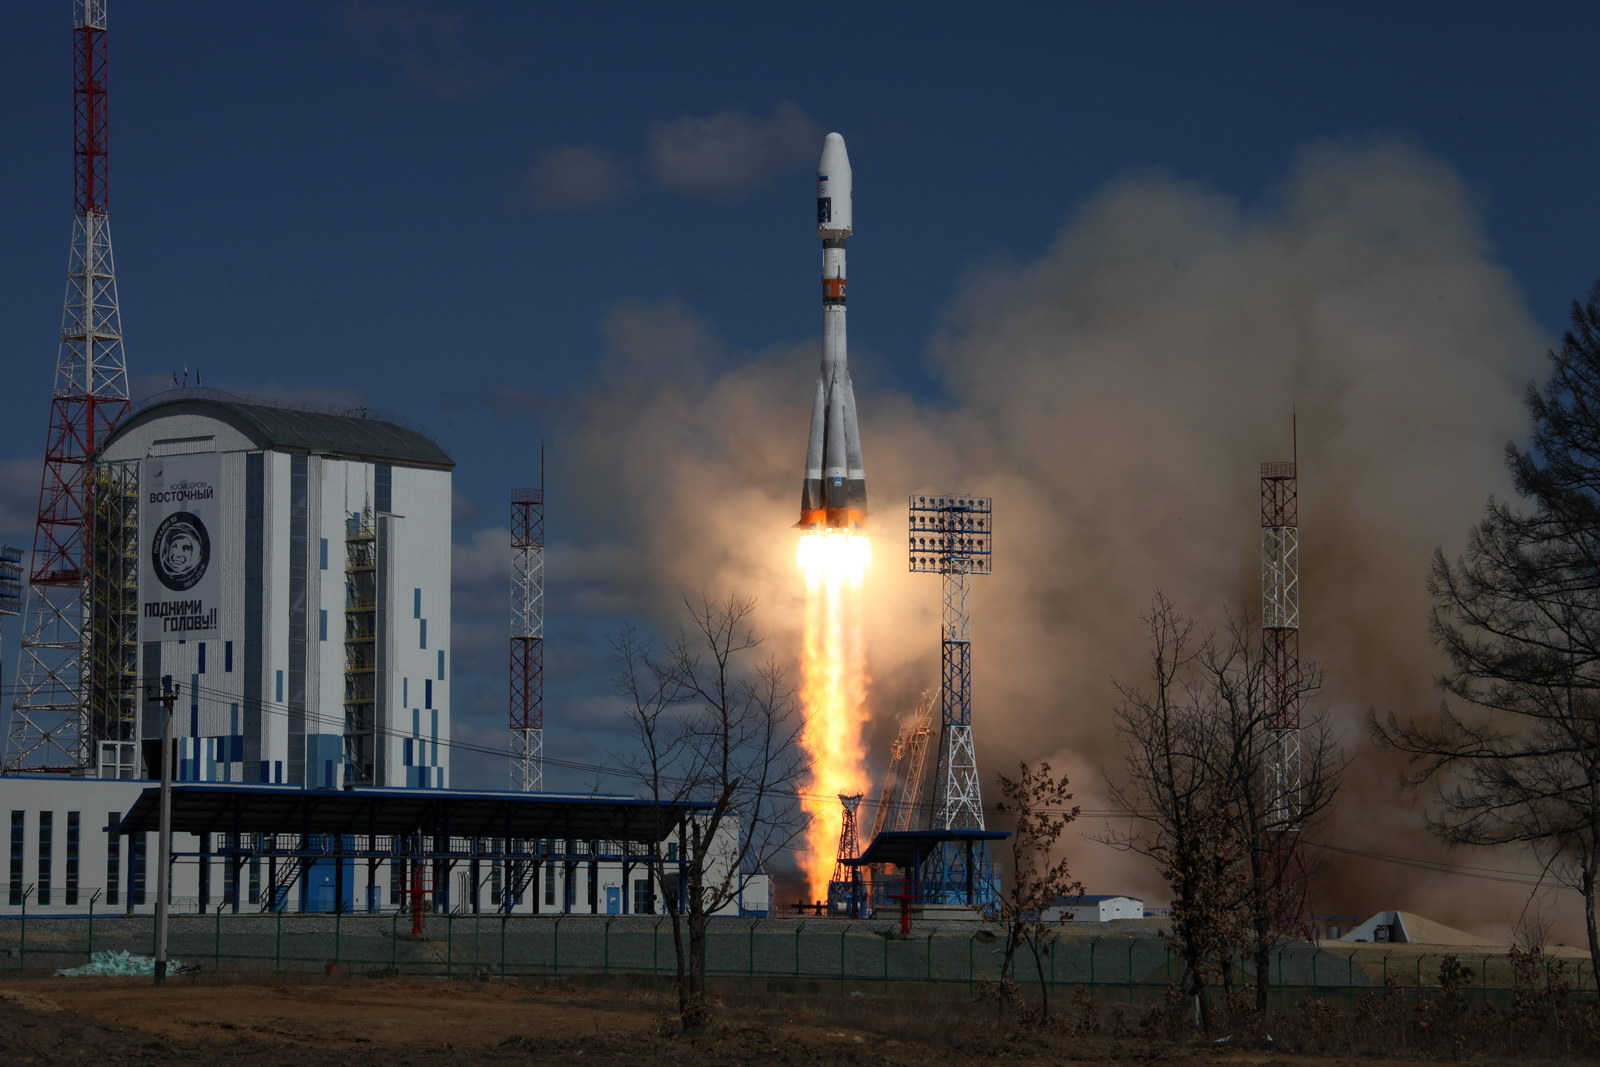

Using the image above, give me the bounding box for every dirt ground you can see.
[0,974,1536,1066]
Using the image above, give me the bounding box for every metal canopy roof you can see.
[106,389,455,470]
[115,785,711,841]
[850,828,1010,868]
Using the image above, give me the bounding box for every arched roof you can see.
[102,389,454,470]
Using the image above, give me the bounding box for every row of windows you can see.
[9,810,83,907]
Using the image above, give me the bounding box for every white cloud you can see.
[518,144,634,211]
[342,0,510,101]
[0,456,39,547]
[646,101,820,198]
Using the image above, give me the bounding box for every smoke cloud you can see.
[558,137,1566,940]
[517,144,635,211]
[646,101,820,198]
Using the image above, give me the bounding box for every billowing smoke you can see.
[559,138,1566,940]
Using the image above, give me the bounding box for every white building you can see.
[1043,894,1145,922]
[88,388,452,790]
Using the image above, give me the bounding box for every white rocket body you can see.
[798,132,866,530]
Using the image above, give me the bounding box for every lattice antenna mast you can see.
[510,450,545,791]
[829,793,864,917]
[1261,448,1311,937]
[909,495,995,904]
[6,0,132,773]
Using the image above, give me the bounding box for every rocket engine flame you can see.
[797,529,872,901]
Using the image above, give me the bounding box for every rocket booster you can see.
[797,132,866,530]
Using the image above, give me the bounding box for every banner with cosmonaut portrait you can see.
[139,454,222,642]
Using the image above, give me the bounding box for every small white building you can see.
[1043,894,1145,922]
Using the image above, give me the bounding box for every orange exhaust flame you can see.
[797,530,873,902]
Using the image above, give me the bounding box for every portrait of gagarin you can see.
[151,511,210,591]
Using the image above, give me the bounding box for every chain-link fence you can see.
[1,913,1591,1005]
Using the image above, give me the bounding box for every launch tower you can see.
[6,0,132,773]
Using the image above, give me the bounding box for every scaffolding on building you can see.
[85,460,138,778]
[343,505,378,786]
[0,547,20,713]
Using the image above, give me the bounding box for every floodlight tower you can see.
[510,455,545,791]
[5,0,132,773]
[908,494,995,904]
[1261,458,1311,938]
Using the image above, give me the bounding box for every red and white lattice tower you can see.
[509,456,545,791]
[4,0,132,774]
[1261,457,1311,938]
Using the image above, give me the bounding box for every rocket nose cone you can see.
[818,133,853,236]
[819,133,850,173]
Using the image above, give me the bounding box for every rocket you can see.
[797,132,867,530]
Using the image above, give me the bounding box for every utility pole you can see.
[147,676,177,983]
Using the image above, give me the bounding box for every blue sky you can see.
[2,2,1598,924]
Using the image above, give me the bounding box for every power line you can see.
[0,682,1570,885]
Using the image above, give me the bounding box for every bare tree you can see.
[1103,595,1340,1032]
[1194,611,1341,1016]
[984,761,1084,1024]
[1374,283,1600,982]
[611,594,806,1034]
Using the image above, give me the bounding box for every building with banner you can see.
[84,388,455,791]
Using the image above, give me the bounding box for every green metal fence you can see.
[0,912,1590,1003]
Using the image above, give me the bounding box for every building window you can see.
[225,641,234,673]
[425,679,432,709]
[8,811,23,906]
[319,538,329,570]
[198,642,206,674]
[248,858,261,905]
[413,588,421,618]
[544,865,555,907]
[66,812,80,906]
[420,619,427,649]
[37,811,52,906]
[198,833,210,909]
[438,650,445,680]
[276,670,284,703]
[106,813,120,907]
[130,834,147,906]
[319,610,328,641]
[223,844,236,907]
[633,878,654,915]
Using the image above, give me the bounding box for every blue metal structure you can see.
[851,828,1009,912]
[115,784,714,915]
